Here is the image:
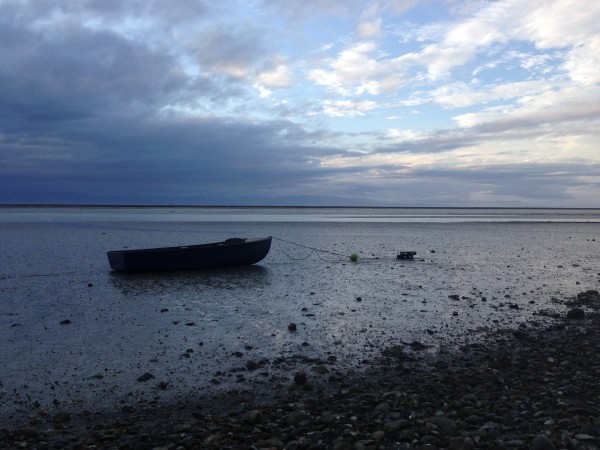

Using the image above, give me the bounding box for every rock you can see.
[566,308,585,319]
[333,441,352,450]
[382,345,405,359]
[373,402,391,415]
[449,437,474,450]
[52,412,71,427]
[427,416,457,436]
[286,410,306,426]
[241,409,262,424]
[312,364,330,374]
[530,434,557,450]
[383,419,410,434]
[371,430,385,441]
[574,434,595,441]
[255,437,284,449]
[18,427,41,440]
[293,372,307,384]
[136,372,155,382]
[409,340,428,350]
[59,319,71,325]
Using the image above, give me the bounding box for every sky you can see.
[1,0,599,207]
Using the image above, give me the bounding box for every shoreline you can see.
[2,291,598,449]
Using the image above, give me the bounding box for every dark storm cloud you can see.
[0,1,335,204]
[0,108,347,203]
[1,30,180,124]
[194,25,268,76]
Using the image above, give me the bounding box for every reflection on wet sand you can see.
[109,265,270,296]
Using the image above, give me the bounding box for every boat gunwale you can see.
[107,237,271,255]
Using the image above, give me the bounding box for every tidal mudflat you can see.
[1,208,599,448]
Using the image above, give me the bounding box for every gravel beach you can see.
[2,290,598,450]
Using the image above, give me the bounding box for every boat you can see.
[107,237,272,273]
[396,251,417,260]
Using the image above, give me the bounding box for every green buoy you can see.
[350,253,358,262]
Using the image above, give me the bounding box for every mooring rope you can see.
[272,236,349,260]
[272,236,425,262]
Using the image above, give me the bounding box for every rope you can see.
[272,236,425,262]
[272,236,348,260]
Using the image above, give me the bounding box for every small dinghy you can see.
[107,237,272,273]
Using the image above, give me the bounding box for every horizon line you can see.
[1,203,599,210]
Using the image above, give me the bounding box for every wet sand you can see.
[2,290,598,449]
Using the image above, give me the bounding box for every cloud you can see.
[1,0,599,207]
[356,18,382,38]
[309,42,414,96]
[193,25,268,79]
[259,0,363,20]
[256,59,293,88]
[322,100,379,117]
[563,36,600,85]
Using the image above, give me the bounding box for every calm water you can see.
[1,207,599,420]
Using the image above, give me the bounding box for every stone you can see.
[371,430,385,441]
[52,412,71,427]
[136,372,155,382]
[246,360,260,371]
[383,419,410,433]
[256,437,285,449]
[566,308,585,319]
[18,427,41,440]
[293,372,307,384]
[530,434,557,450]
[333,441,352,450]
[286,410,306,426]
[449,437,474,450]
[373,402,391,415]
[427,416,457,436]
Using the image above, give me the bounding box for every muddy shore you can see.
[2,290,599,450]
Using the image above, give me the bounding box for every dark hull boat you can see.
[107,237,272,273]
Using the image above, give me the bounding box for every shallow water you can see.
[1,207,599,420]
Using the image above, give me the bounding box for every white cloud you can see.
[520,0,600,49]
[308,42,412,95]
[429,79,554,109]
[256,61,293,87]
[254,84,272,98]
[356,18,382,38]
[397,0,600,81]
[322,99,379,117]
[386,128,423,140]
[563,36,600,85]
[453,84,600,129]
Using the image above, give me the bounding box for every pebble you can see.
[530,434,557,450]
[2,294,598,450]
